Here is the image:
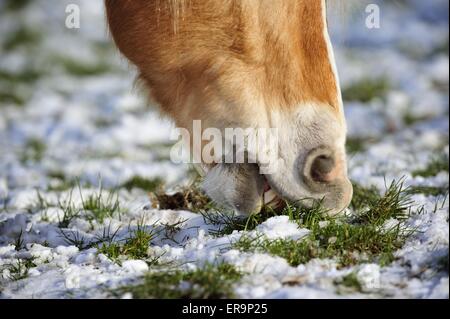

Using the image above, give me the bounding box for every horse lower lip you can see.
[263,189,277,204]
[261,177,288,211]
[262,177,280,206]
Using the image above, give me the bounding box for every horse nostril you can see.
[310,155,335,183]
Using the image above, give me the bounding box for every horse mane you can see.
[159,0,191,33]
[162,0,351,33]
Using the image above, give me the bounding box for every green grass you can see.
[2,258,36,281]
[80,188,122,225]
[59,229,91,250]
[430,39,449,58]
[336,272,363,293]
[346,138,367,154]
[59,223,120,251]
[3,26,42,52]
[57,191,82,228]
[346,138,380,155]
[61,219,168,263]
[350,183,380,212]
[234,222,407,268]
[20,138,46,163]
[403,113,432,126]
[116,263,242,299]
[0,68,42,106]
[0,91,26,105]
[231,180,414,268]
[97,221,158,262]
[412,154,449,178]
[57,57,113,77]
[46,171,78,192]
[201,210,245,236]
[408,185,449,197]
[33,184,122,228]
[0,69,41,84]
[3,0,32,12]
[94,117,115,128]
[122,176,164,193]
[342,77,391,103]
[14,229,25,251]
[352,181,412,225]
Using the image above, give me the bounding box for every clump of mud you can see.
[150,187,213,212]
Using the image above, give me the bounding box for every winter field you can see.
[0,0,448,299]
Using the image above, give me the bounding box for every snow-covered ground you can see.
[0,0,448,299]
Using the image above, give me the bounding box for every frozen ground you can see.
[0,0,448,299]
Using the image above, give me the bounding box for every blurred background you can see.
[0,0,188,195]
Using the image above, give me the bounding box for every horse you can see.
[104,0,353,216]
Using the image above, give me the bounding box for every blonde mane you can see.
[159,0,352,33]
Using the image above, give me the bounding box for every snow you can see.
[356,264,381,291]
[121,260,149,274]
[255,216,310,240]
[0,0,448,299]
